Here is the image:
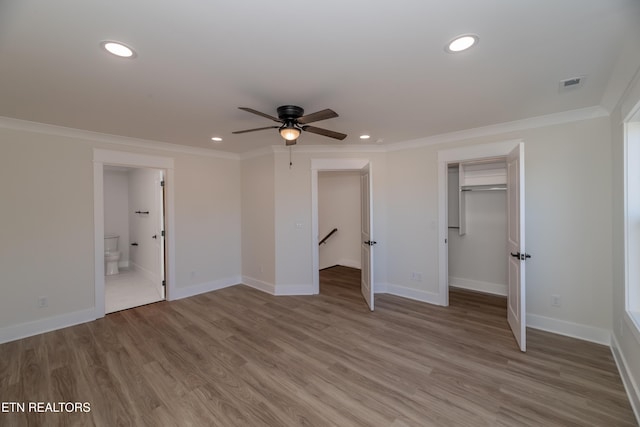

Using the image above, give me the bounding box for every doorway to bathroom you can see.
[103,166,166,313]
[93,149,175,319]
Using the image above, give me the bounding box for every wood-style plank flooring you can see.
[0,266,636,426]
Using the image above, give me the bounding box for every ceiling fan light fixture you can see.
[445,34,479,53]
[279,123,301,141]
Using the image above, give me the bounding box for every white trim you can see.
[311,158,370,170]
[449,277,507,297]
[239,146,274,160]
[93,149,176,316]
[275,284,315,296]
[374,282,389,294]
[526,314,611,345]
[273,144,386,154]
[132,262,162,296]
[311,158,371,295]
[625,311,640,346]
[242,276,276,295]
[0,308,95,344]
[388,106,608,152]
[171,276,241,300]
[611,333,640,424]
[383,283,444,306]
[132,262,161,284]
[0,116,239,160]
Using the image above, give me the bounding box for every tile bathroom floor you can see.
[105,268,164,314]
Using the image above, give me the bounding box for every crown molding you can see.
[238,146,274,160]
[1,105,610,160]
[271,144,387,154]
[0,116,240,160]
[386,106,610,152]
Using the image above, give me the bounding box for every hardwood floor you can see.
[0,266,635,426]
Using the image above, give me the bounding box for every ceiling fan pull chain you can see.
[289,145,293,169]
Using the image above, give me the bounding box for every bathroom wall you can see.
[103,167,130,267]
[128,168,163,287]
[318,171,361,270]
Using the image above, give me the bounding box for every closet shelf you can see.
[460,184,506,192]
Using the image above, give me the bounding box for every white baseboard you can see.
[526,313,611,345]
[275,284,314,296]
[611,333,640,424]
[170,276,241,301]
[338,258,361,269]
[242,276,276,295]
[0,308,96,344]
[385,283,444,306]
[449,277,507,296]
[132,262,161,285]
[374,282,389,293]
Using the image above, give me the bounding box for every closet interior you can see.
[448,159,509,297]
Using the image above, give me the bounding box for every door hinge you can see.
[160,180,165,187]
[161,230,165,237]
[162,280,166,287]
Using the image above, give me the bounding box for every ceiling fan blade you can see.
[238,107,282,122]
[302,125,347,141]
[232,126,279,134]
[297,109,338,124]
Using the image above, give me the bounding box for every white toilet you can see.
[104,233,121,275]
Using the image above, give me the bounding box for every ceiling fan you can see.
[232,105,347,146]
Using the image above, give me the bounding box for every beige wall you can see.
[0,126,241,331]
[273,150,389,291]
[241,153,276,285]
[386,116,613,331]
[611,64,640,413]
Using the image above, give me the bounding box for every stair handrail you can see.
[319,228,338,246]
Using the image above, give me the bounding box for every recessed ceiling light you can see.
[359,135,371,140]
[100,41,136,58]
[211,137,223,142]
[445,34,479,53]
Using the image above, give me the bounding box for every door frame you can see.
[93,149,175,318]
[437,140,522,306]
[311,158,371,295]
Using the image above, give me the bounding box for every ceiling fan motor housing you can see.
[277,105,304,120]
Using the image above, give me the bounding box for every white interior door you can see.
[507,143,526,351]
[360,163,374,310]
[159,171,166,299]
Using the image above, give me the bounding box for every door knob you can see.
[364,240,377,246]
[152,235,157,239]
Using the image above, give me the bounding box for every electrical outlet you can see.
[190,271,196,280]
[551,295,561,307]
[37,296,48,308]
[411,272,423,282]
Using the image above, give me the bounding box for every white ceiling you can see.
[1,0,639,154]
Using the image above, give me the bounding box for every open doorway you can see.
[93,149,175,319]
[317,171,362,302]
[438,141,527,351]
[103,166,166,313]
[311,158,375,310]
